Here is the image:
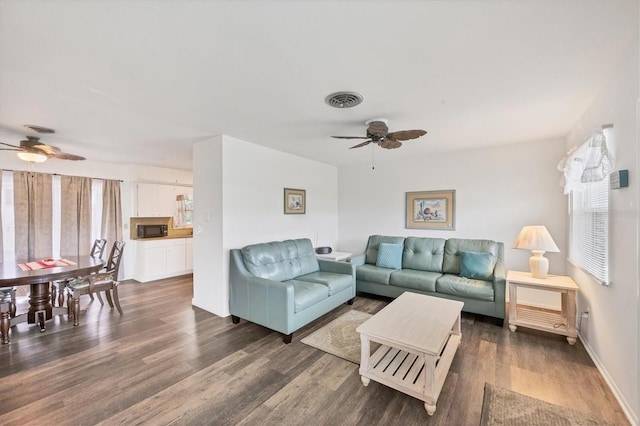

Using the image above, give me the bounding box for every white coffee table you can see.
[356,292,463,415]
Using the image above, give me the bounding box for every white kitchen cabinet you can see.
[135,183,193,218]
[166,244,186,273]
[142,246,167,277]
[185,238,193,270]
[134,237,193,282]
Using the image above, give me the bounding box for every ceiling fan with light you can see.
[332,118,427,149]
[0,125,85,162]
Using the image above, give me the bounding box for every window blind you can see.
[568,178,609,284]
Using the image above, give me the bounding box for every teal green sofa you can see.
[351,235,505,325]
[229,238,355,343]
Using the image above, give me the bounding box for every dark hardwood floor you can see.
[0,276,629,425]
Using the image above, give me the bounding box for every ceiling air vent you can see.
[324,91,363,109]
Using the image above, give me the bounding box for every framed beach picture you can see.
[284,188,306,214]
[405,190,455,230]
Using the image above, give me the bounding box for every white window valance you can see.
[558,131,613,194]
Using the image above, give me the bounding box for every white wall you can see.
[338,139,567,308]
[192,136,224,315]
[0,154,192,280]
[564,31,639,423]
[192,135,339,317]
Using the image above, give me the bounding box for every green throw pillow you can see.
[376,243,403,270]
[459,250,496,281]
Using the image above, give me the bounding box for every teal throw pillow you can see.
[459,250,496,281]
[376,243,403,270]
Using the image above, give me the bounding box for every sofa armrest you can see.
[350,253,366,267]
[317,258,354,275]
[229,250,295,333]
[492,255,506,318]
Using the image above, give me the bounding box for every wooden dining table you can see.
[0,256,104,344]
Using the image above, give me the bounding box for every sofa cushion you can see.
[287,279,329,313]
[376,243,403,269]
[297,271,353,296]
[356,264,394,285]
[403,237,446,272]
[241,238,319,281]
[442,238,498,277]
[365,235,406,265]
[436,274,494,301]
[389,269,441,292]
[459,250,496,281]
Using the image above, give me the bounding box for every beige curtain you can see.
[101,179,123,251]
[13,171,53,261]
[0,172,3,263]
[60,176,92,257]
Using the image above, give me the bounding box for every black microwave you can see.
[137,224,168,238]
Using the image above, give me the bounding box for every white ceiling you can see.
[0,1,637,171]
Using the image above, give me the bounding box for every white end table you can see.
[316,251,351,262]
[506,270,579,345]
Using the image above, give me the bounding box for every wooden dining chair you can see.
[67,240,125,326]
[0,286,16,344]
[51,238,107,307]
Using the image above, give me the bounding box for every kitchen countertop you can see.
[131,235,193,241]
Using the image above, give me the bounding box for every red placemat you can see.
[17,259,77,271]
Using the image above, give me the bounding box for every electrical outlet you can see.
[581,311,590,319]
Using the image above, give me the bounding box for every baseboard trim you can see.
[578,331,638,426]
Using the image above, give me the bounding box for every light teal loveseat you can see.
[229,238,355,343]
[351,235,506,325]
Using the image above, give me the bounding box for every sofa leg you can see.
[231,315,240,324]
[495,318,504,327]
[282,333,293,344]
[347,298,354,305]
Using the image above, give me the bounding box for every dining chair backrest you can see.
[105,241,125,280]
[90,239,108,260]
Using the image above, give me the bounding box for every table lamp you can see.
[513,225,560,278]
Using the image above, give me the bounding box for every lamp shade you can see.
[512,226,560,252]
[17,151,47,163]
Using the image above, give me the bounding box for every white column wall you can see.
[192,136,224,315]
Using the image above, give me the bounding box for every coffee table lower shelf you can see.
[359,332,461,415]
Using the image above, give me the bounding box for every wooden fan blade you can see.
[349,140,373,149]
[332,136,369,139]
[30,139,84,159]
[0,141,21,149]
[386,130,427,141]
[51,152,85,161]
[367,121,389,137]
[380,139,402,149]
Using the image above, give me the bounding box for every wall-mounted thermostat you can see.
[609,170,629,189]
